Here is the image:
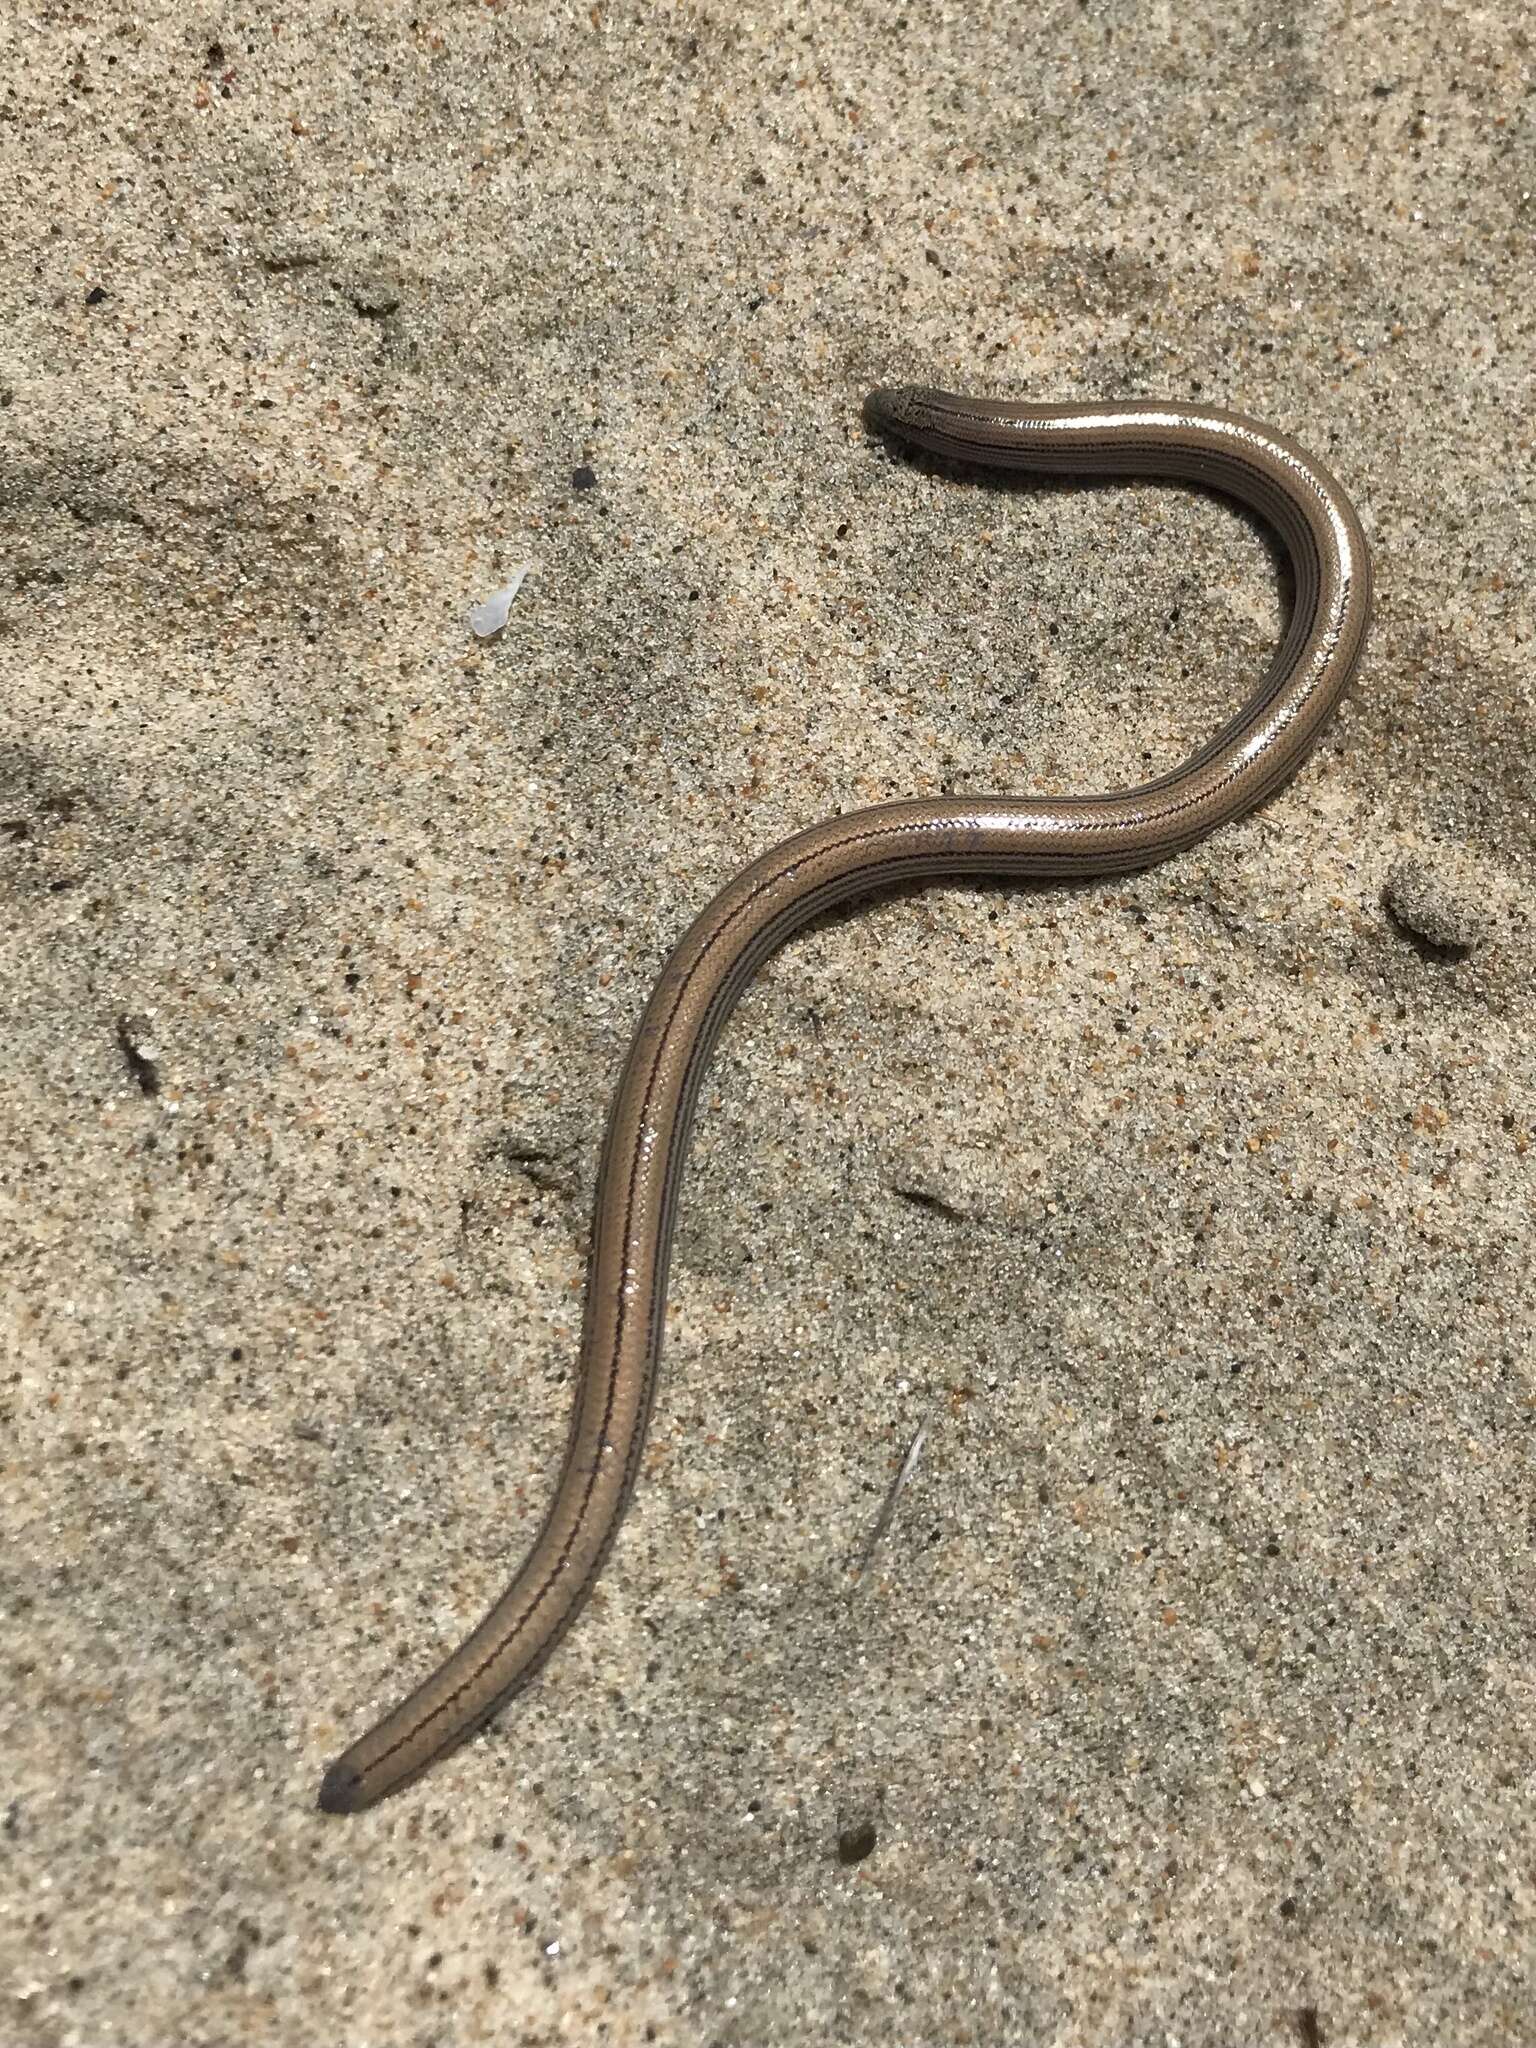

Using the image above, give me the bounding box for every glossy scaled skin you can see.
[318,385,1371,1813]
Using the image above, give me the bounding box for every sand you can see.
[3,2,1533,2042]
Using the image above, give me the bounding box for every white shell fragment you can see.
[468,562,533,638]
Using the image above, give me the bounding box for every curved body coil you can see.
[319,386,1371,1812]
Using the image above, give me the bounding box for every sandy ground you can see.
[3,3,1533,2043]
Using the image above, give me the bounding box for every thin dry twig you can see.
[851,1416,929,1584]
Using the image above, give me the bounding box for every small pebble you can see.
[1382,852,1486,956]
[350,276,401,317]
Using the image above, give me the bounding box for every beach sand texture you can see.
[3,3,1533,2042]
